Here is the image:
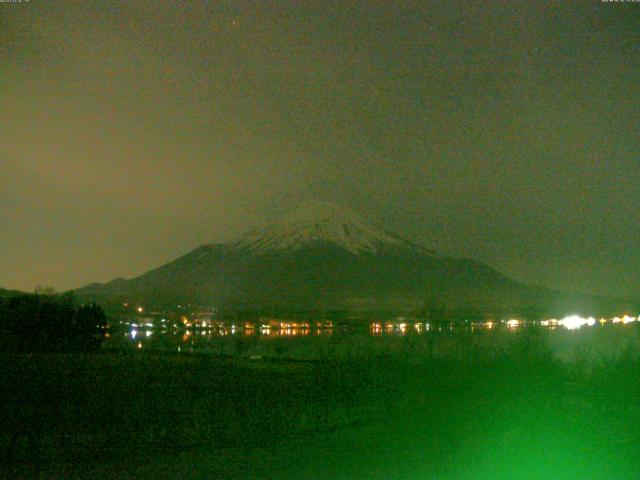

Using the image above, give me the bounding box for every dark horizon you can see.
[1,1,638,297]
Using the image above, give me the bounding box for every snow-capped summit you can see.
[229,201,433,255]
[77,200,532,315]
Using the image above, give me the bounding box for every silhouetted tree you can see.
[34,285,57,296]
[0,293,107,352]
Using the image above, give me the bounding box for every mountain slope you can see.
[230,201,435,256]
[76,201,625,316]
[0,287,28,298]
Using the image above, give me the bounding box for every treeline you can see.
[0,293,107,352]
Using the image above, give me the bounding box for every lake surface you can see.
[104,315,640,363]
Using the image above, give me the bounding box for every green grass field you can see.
[2,330,640,479]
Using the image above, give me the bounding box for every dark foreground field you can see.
[2,332,640,479]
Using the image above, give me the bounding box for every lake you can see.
[104,315,640,363]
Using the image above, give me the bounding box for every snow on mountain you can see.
[75,201,627,317]
[227,201,435,255]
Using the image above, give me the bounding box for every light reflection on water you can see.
[108,315,640,355]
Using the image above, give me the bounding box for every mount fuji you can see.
[76,201,617,317]
[230,201,437,256]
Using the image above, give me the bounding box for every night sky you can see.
[1,1,638,297]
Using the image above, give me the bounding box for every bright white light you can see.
[506,319,520,328]
[622,315,636,325]
[131,330,138,339]
[559,315,596,330]
[137,307,143,313]
[145,330,152,337]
